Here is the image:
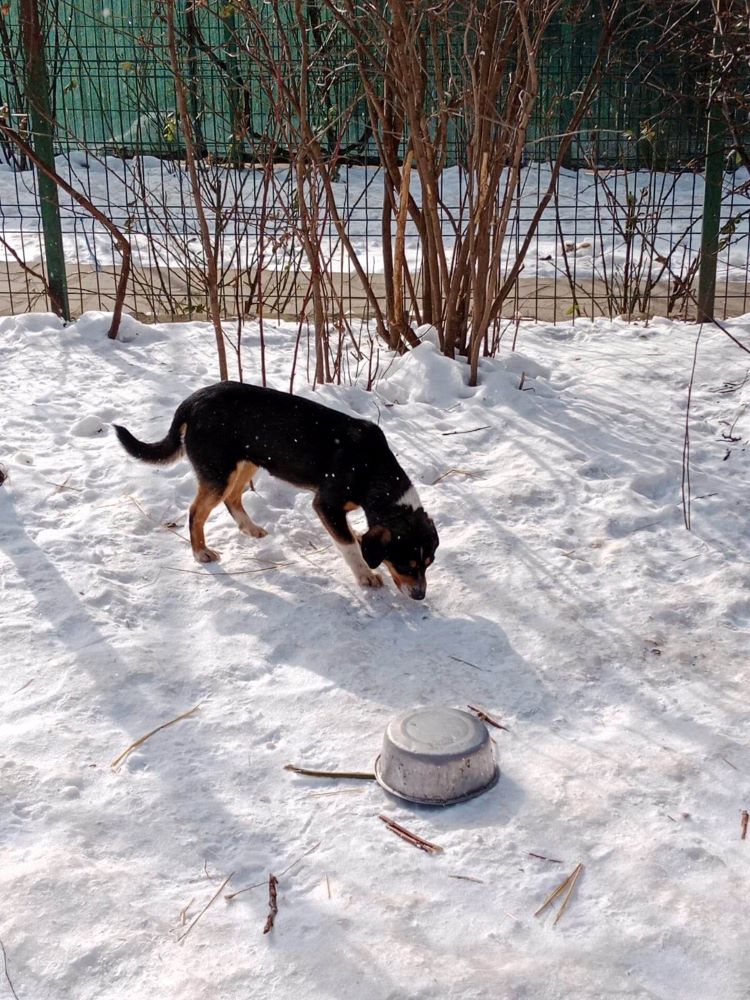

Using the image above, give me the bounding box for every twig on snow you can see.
[440,426,491,437]
[179,898,195,926]
[449,654,488,673]
[429,468,480,486]
[284,764,375,780]
[741,810,749,841]
[178,872,234,944]
[44,476,82,493]
[263,875,279,934]
[127,495,191,544]
[162,565,278,576]
[449,874,484,883]
[111,704,201,770]
[467,705,509,731]
[379,815,443,854]
[226,842,321,901]
[0,938,19,1000]
[528,852,563,864]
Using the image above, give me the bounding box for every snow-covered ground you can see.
[2,310,750,999]
[1,155,749,285]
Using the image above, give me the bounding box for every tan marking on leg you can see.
[223,460,267,538]
[335,540,383,588]
[343,501,360,512]
[189,482,224,562]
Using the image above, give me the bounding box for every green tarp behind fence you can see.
[0,0,711,169]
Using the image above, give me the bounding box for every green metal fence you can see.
[0,0,747,325]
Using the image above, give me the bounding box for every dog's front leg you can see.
[312,494,383,589]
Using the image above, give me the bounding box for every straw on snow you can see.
[111,704,201,770]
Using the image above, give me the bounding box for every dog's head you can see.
[360,509,439,601]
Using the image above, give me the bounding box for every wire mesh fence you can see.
[0,0,748,329]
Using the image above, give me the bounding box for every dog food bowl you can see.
[374,706,499,806]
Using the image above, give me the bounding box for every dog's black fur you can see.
[114,382,439,599]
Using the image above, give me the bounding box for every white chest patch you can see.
[397,486,422,510]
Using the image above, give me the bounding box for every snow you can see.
[1,155,749,285]
[2,310,750,998]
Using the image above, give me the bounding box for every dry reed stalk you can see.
[226,842,321,901]
[178,872,234,944]
[429,468,481,486]
[127,495,191,544]
[553,863,583,926]
[179,898,195,926]
[111,704,201,770]
[534,863,584,925]
[162,565,277,577]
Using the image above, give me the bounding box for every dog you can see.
[113,382,439,600]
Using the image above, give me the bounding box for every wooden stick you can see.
[177,872,234,944]
[741,810,749,840]
[284,764,375,780]
[467,705,510,731]
[263,875,279,934]
[111,704,201,770]
[379,815,443,854]
[528,852,563,863]
[553,863,583,926]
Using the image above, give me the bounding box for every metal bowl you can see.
[374,706,499,806]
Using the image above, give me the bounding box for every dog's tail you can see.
[113,402,189,465]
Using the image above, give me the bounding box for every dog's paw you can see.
[194,547,221,563]
[240,523,268,538]
[358,570,383,588]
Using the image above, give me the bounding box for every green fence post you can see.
[21,0,69,320]
[696,99,726,322]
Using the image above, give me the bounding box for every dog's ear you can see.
[360,525,392,568]
[428,517,439,550]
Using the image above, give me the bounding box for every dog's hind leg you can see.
[223,461,267,538]
[312,493,383,589]
[189,481,225,562]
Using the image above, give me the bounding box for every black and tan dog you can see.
[114,382,439,600]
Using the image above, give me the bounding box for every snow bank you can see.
[1,311,750,998]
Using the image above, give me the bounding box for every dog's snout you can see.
[409,579,426,601]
